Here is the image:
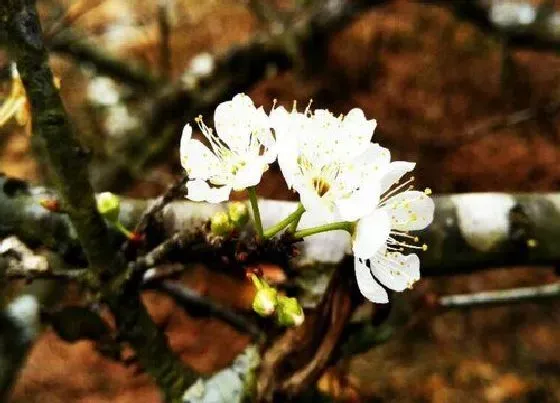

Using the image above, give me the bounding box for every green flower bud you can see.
[210,211,234,236]
[228,202,249,227]
[252,287,278,317]
[276,296,304,327]
[96,192,120,222]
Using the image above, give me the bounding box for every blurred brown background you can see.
[1,0,559,402]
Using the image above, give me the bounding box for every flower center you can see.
[231,160,246,175]
[312,177,330,197]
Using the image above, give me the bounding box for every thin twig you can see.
[144,279,264,342]
[5,267,86,281]
[131,228,203,275]
[459,100,560,146]
[133,175,188,236]
[157,0,172,77]
[48,29,161,90]
[439,283,560,309]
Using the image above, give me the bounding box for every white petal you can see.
[271,107,300,189]
[370,250,420,292]
[340,108,377,155]
[335,180,380,222]
[380,161,416,194]
[354,258,389,303]
[214,94,255,152]
[180,138,220,180]
[180,123,193,154]
[382,190,435,231]
[256,128,277,164]
[352,209,391,259]
[186,180,231,203]
[335,143,390,191]
[231,158,268,190]
[294,181,333,223]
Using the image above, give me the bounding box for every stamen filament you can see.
[380,176,415,205]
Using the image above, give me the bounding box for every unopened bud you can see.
[210,211,234,236]
[40,198,61,212]
[276,295,304,327]
[96,192,120,222]
[253,287,278,317]
[127,231,145,244]
[228,202,249,227]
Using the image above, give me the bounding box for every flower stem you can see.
[263,203,305,239]
[293,221,354,239]
[288,211,302,233]
[247,187,264,239]
[114,221,133,238]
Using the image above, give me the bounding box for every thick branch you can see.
[0,2,197,400]
[0,0,117,278]
[2,180,560,276]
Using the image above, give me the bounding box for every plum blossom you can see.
[180,94,276,202]
[271,104,385,225]
[352,163,434,303]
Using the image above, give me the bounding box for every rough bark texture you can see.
[0,2,196,401]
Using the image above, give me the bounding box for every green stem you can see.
[263,203,305,239]
[247,187,264,239]
[288,211,302,233]
[293,221,354,239]
[114,221,133,238]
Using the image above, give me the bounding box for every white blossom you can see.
[180,94,276,202]
[352,164,434,303]
[271,104,384,226]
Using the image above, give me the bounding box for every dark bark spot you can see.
[15,10,42,50]
[2,176,29,197]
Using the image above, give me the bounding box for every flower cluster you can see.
[180,94,434,306]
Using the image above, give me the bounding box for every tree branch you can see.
[47,28,161,90]
[143,279,264,342]
[427,0,560,52]
[438,282,560,309]
[2,178,560,277]
[0,2,196,400]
